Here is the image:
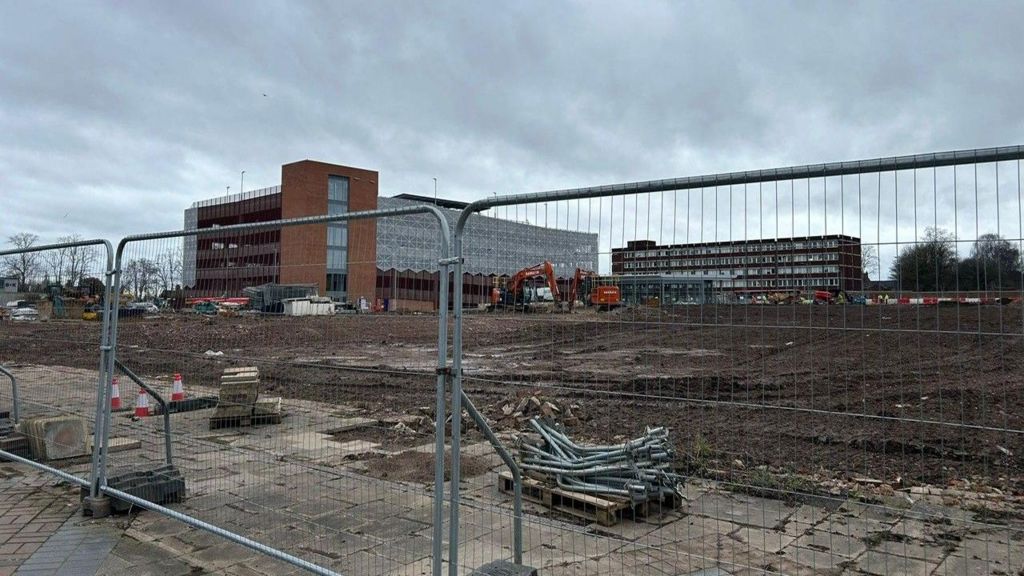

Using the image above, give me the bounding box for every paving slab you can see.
[686,492,792,529]
[729,526,796,554]
[856,550,937,576]
[933,552,1020,576]
[643,514,743,546]
[871,536,945,562]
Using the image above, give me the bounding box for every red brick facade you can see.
[192,160,377,301]
[279,160,378,298]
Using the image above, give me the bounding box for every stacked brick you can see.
[209,367,282,429]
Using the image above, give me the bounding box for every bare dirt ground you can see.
[3,304,1023,496]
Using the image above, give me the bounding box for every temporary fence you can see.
[2,145,1024,576]
[97,205,454,576]
[0,238,115,502]
[446,145,1024,575]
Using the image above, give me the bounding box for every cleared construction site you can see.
[3,145,1024,576]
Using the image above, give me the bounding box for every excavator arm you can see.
[504,261,561,306]
[569,268,598,309]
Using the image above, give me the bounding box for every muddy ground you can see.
[2,304,1023,494]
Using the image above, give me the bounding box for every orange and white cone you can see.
[134,388,150,417]
[110,376,122,411]
[171,373,185,402]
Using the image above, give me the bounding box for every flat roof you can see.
[390,194,469,211]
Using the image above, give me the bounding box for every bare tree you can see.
[2,233,41,291]
[155,246,183,294]
[43,244,68,286]
[890,227,958,292]
[62,234,95,287]
[123,258,160,299]
[958,233,1022,291]
[860,245,880,280]
[39,234,96,288]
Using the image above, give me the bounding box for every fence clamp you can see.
[435,366,452,376]
[438,256,462,266]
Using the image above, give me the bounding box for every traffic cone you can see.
[171,373,185,402]
[134,388,150,417]
[110,376,122,411]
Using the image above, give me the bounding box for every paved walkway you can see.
[0,466,79,576]
[12,515,120,576]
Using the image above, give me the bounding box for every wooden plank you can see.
[498,470,630,526]
[498,471,681,525]
[84,436,142,454]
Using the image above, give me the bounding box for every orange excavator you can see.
[568,268,621,311]
[490,261,560,311]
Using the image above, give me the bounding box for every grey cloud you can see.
[1,0,1023,254]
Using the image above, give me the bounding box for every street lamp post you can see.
[240,171,245,196]
[433,178,437,204]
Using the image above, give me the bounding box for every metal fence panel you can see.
[0,239,114,497]
[449,146,1024,575]
[98,207,452,575]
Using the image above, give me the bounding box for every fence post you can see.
[0,365,18,424]
[448,226,465,576]
[433,255,453,576]
[90,248,119,509]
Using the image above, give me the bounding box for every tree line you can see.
[2,233,182,299]
[889,228,1023,292]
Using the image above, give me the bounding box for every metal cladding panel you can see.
[377,196,598,277]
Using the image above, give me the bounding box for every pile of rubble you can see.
[491,392,590,429]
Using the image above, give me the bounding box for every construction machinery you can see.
[46,283,66,319]
[490,261,561,311]
[568,268,621,311]
[813,289,863,305]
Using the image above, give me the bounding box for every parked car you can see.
[10,306,38,321]
[193,302,219,315]
[131,301,160,314]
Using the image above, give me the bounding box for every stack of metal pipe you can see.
[519,417,682,504]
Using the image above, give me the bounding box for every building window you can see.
[325,175,349,299]
[327,273,347,293]
[328,175,349,202]
[328,225,347,247]
[328,247,347,269]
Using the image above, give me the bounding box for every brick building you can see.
[611,235,863,293]
[184,160,598,309]
[184,161,377,302]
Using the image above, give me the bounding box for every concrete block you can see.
[22,415,89,460]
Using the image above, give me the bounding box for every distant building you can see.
[2,277,17,293]
[612,235,863,293]
[184,160,598,309]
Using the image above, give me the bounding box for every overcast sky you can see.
[2,1,1023,251]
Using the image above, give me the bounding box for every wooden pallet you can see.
[499,470,637,526]
[498,471,682,526]
[0,433,30,458]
